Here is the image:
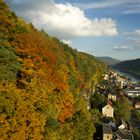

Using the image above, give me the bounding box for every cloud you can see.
[77,0,140,9]
[78,49,96,55]
[113,30,140,51]
[6,0,118,40]
[76,0,124,9]
[126,37,140,49]
[135,30,140,35]
[76,0,140,14]
[122,4,140,14]
[62,40,72,45]
[123,29,140,36]
[86,50,96,54]
[116,29,140,51]
[123,29,140,50]
[123,9,140,14]
[113,45,134,51]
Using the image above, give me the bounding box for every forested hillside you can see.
[0,0,108,139]
[114,59,140,79]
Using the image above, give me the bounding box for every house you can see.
[120,80,126,89]
[125,89,140,98]
[134,84,140,90]
[118,119,127,130]
[108,93,116,101]
[113,129,134,140]
[116,78,126,89]
[110,71,118,77]
[103,74,109,80]
[118,123,125,130]
[102,103,114,118]
[135,102,140,109]
[103,124,113,140]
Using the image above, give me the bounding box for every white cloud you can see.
[113,45,134,51]
[123,9,140,14]
[76,0,140,9]
[86,50,96,54]
[119,29,140,51]
[78,49,95,54]
[76,0,140,15]
[77,0,123,9]
[123,29,140,36]
[6,0,118,40]
[126,37,140,49]
[123,30,140,45]
[62,40,72,45]
[135,30,140,35]
[122,4,140,14]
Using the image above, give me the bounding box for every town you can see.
[88,70,140,140]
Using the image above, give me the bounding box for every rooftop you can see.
[135,102,140,106]
[113,129,134,140]
[133,84,140,87]
[126,89,140,93]
[103,124,112,134]
[108,93,116,96]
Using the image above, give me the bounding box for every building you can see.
[120,80,126,89]
[108,93,117,101]
[103,124,113,140]
[113,129,134,140]
[135,102,140,109]
[103,74,109,80]
[102,103,114,118]
[116,76,126,89]
[118,123,125,130]
[125,89,140,98]
[118,119,127,130]
[134,84,140,90]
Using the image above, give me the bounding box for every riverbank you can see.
[112,68,140,83]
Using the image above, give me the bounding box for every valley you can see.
[1,0,140,139]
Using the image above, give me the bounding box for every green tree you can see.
[114,97,131,121]
[133,127,140,140]
[133,110,140,122]
[90,93,105,109]
[90,108,103,124]
[0,46,20,81]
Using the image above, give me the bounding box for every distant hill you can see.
[97,56,121,65]
[114,58,140,79]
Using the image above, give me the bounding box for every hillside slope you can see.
[114,59,140,79]
[0,0,108,139]
[97,56,121,65]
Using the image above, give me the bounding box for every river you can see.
[113,69,140,82]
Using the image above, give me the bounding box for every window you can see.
[107,135,109,139]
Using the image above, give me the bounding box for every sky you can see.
[5,0,140,60]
